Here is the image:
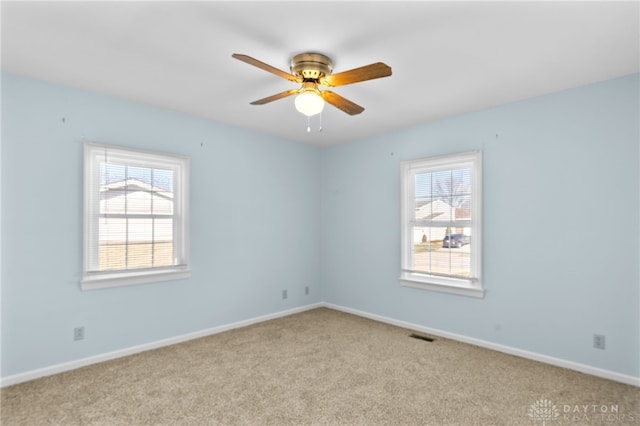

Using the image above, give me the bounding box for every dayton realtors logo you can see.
[528,399,560,425]
[528,399,637,424]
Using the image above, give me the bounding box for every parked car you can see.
[442,234,470,248]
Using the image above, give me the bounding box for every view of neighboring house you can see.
[413,199,470,243]
[99,178,174,270]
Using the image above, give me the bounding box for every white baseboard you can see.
[0,302,323,388]
[3,301,638,388]
[322,302,640,387]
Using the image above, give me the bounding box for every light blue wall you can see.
[320,74,640,377]
[2,72,638,381]
[1,73,321,377]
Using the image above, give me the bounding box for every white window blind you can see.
[83,143,190,289]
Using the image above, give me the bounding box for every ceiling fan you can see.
[232,52,392,117]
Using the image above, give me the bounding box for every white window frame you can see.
[400,151,483,298]
[82,142,190,290]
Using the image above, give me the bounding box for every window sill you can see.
[399,272,485,298]
[81,268,191,290]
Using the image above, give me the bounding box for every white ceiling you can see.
[2,1,638,146]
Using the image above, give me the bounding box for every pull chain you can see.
[305,114,325,133]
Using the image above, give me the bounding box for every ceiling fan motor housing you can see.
[291,53,333,81]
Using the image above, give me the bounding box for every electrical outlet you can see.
[305,286,310,295]
[74,326,85,341]
[593,334,605,350]
[282,289,288,299]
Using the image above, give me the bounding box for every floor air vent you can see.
[409,333,435,342]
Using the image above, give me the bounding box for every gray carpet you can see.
[1,308,638,425]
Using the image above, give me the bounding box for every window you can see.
[82,142,190,290]
[400,151,483,298]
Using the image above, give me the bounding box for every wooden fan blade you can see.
[232,53,301,83]
[321,91,364,115]
[321,62,392,87]
[250,89,299,105]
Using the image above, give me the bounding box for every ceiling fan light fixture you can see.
[295,91,325,117]
[232,52,391,119]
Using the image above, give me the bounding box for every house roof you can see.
[415,199,455,222]
[100,179,173,215]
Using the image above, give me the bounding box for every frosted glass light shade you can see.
[295,92,325,116]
